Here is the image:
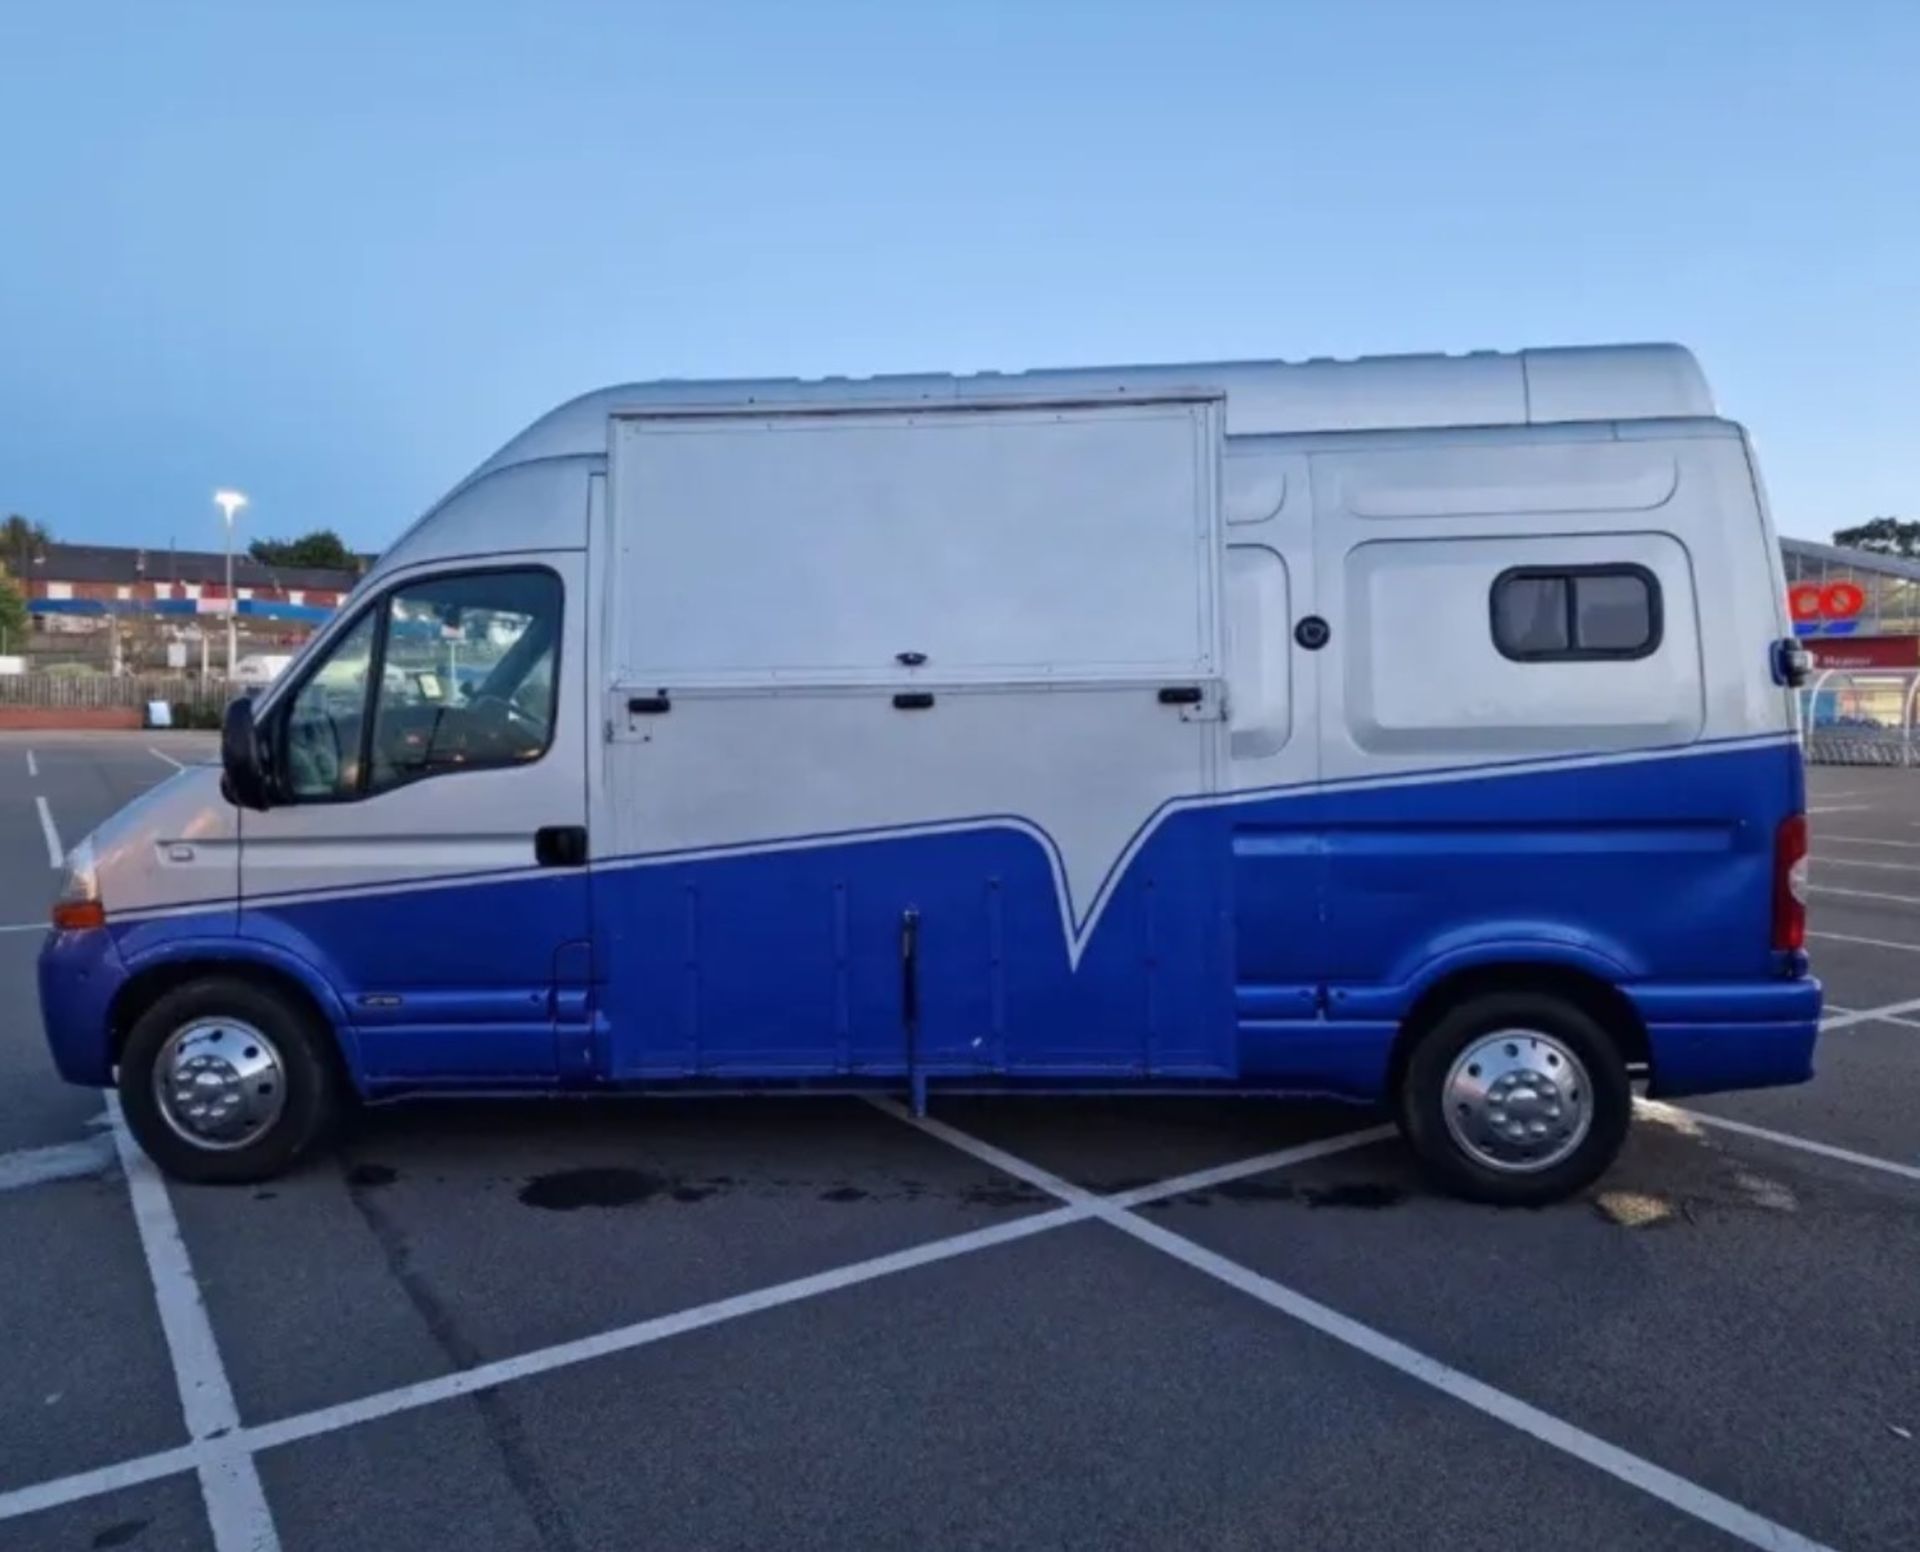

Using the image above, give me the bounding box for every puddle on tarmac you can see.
[960,1183,1054,1208]
[1214,1179,1296,1204]
[506,1166,1406,1211]
[1196,1178,1406,1209]
[346,1162,399,1189]
[1303,1182,1405,1210]
[519,1167,667,1210]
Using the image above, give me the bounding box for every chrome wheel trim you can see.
[151,1018,288,1152]
[1441,1028,1593,1174]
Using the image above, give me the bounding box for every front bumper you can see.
[38,926,130,1087]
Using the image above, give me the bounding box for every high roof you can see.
[452,343,1717,498]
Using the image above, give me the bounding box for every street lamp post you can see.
[213,490,247,679]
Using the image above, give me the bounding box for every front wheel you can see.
[117,977,340,1185]
[1396,991,1631,1206]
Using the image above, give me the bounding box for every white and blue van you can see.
[39,345,1820,1202]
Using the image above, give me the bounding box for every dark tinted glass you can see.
[1573,572,1653,652]
[1492,575,1569,655]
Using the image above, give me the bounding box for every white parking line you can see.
[105,1095,281,1552]
[1828,1003,1920,1033]
[1817,994,1920,1032]
[871,1099,1839,1552]
[0,920,46,934]
[34,795,62,869]
[1810,927,1920,954]
[25,749,36,778]
[1648,1103,1920,1186]
[1815,854,1920,873]
[1817,833,1920,849]
[149,747,185,770]
[1808,804,1871,814]
[0,1121,1391,1526]
[0,1135,116,1193]
[1808,883,1920,907]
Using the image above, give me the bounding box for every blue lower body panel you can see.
[38,739,1821,1107]
[1631,976,1823,1096]
[1629,975,1823,1095]
[1644,1021,1820,1097]
[39,927,127,1087]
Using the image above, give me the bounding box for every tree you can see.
[1832,516,1920,559]
[0,576,27,654]
[248,529,356,570]
[0,513,49,578]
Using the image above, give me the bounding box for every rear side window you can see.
[1491,566,1661,662]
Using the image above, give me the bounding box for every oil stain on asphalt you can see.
[514,1165,1408,1211]
[1161,1179,1407,1210]
[519,1167,666,1210]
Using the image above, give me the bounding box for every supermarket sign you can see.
[1788,580,1865,636]
[1804,635,1920,670]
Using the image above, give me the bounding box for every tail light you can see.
[1773,814,1808,951]
[51,899,106,932]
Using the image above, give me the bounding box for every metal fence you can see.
[0,673,231,711]
[1804,727,1917,766]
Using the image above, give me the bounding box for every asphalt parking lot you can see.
[0,734,1914,1552]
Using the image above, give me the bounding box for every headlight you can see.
[51,839,104,931]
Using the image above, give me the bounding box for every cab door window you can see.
[366,570,562,795]
[282,611,377,800]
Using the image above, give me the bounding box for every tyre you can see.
[1396,990,1631,1206]
[117,976,340,1185]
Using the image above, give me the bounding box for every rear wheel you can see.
[117,977,340,1184]
[1396,990,1631,1205]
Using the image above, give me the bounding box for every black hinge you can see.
[1157,685,1203,705]
[535,825,589,868]
[892,691,935,710]
[1772,637,1812,688]
[627,695,671,715]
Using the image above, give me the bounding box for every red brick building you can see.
[10,543,362,671]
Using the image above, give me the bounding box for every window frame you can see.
[266,562,564,805]
[1489,563,1663,664]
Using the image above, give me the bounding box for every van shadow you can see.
[325,1092,1412,1215]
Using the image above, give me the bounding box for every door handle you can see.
[535,825,589,868]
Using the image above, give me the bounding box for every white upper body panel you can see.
[366,344,1713,595]
[607,398,1221,688]
[109,342,1783,943]
[131,347,1781,941]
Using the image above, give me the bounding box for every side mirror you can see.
[221,694,274,811]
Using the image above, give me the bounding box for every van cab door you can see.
[237,555,592,1083]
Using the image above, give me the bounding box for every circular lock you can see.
[1294,615,1331,651]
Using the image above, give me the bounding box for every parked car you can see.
[231,653,293,688]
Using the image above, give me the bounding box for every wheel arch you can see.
[1385,960,1650,1101]
[109,942,362,1092]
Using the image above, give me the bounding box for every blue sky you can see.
[2,0,1914,551]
